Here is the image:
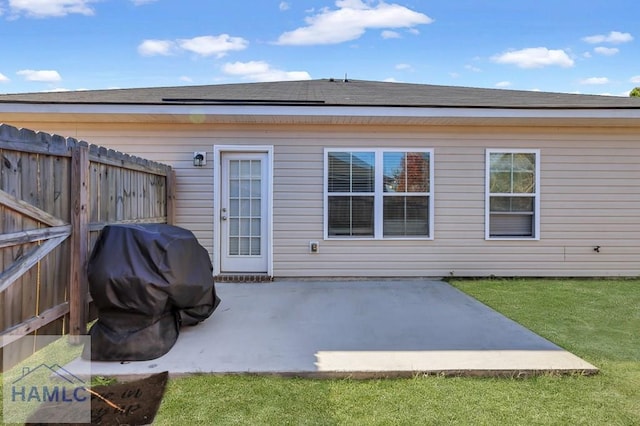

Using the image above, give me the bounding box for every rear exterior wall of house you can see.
[7,120,640,277]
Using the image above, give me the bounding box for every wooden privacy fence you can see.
[0,123,175,366]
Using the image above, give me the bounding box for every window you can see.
[325,149,433,239]
[486,149,540,239]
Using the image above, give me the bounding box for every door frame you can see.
[213,145,274,277]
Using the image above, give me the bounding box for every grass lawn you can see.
[2,279,639,424]
[155,279,640,425]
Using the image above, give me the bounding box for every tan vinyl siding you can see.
[5,120,640,277]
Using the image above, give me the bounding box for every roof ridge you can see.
[0,79,639,109]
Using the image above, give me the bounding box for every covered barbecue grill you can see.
[83,224,220,361]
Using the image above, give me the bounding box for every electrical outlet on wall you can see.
[310,241,319,253]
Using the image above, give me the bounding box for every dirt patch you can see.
[26,371,168,425]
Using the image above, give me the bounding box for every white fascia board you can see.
[1,103,640,119]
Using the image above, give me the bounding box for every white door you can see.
[220,152,269,273]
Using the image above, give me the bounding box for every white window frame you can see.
[324,148,434,240]
[485,148,540,240]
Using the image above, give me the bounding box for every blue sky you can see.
[0,0,638,96]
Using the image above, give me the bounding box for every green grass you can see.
[153,278,640,425]
[3,279,639,424]
[451,278,640,363]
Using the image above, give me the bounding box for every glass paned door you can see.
[221,152,268,273]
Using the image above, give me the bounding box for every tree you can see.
[631,87,640,97]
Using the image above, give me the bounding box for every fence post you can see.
[166,168,176,225]
[69,143,89,339]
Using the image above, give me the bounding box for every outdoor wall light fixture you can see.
[193,151,206,167]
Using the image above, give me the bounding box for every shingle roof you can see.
[1,79,639,109]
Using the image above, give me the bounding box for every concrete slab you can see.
[67,280,597,378]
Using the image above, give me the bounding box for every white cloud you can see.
[491,47,574,69]
[381,30,400,39]
[630,75,640,83]
[178,35,248,58]
[598,92,629,97]
[593,46,619,56]
[495,81,512,88]
[131,0,157,5]
[582,31,633,44]
[395,63,412,70]
[138,34,248,58]
[0,72,9,82]
[17,69,62,82]
[580,77,609,85]
[582,51,592,58]
[275,0,433,45]
[464,64,481,72]
[138,39,177,56]
[383,77,399,82]
[8,0,96,18]
[180,76,193,83]
[222,61,311,82]
[279,1,289,11]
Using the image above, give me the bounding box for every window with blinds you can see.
[327,151,375,237]
[486,150,540,240]
[326,149,433,239]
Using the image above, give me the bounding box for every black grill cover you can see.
[83,224,220,361]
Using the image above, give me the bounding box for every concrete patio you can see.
[67,279,597,378]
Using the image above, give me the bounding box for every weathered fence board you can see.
[0,123,175,368]
[69,143,89,338]
[0,235,69,293]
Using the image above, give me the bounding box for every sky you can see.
[0,0,638,96]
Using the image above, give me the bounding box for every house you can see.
[1,79,640,278]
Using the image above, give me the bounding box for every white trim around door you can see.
[213,145,274,277]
